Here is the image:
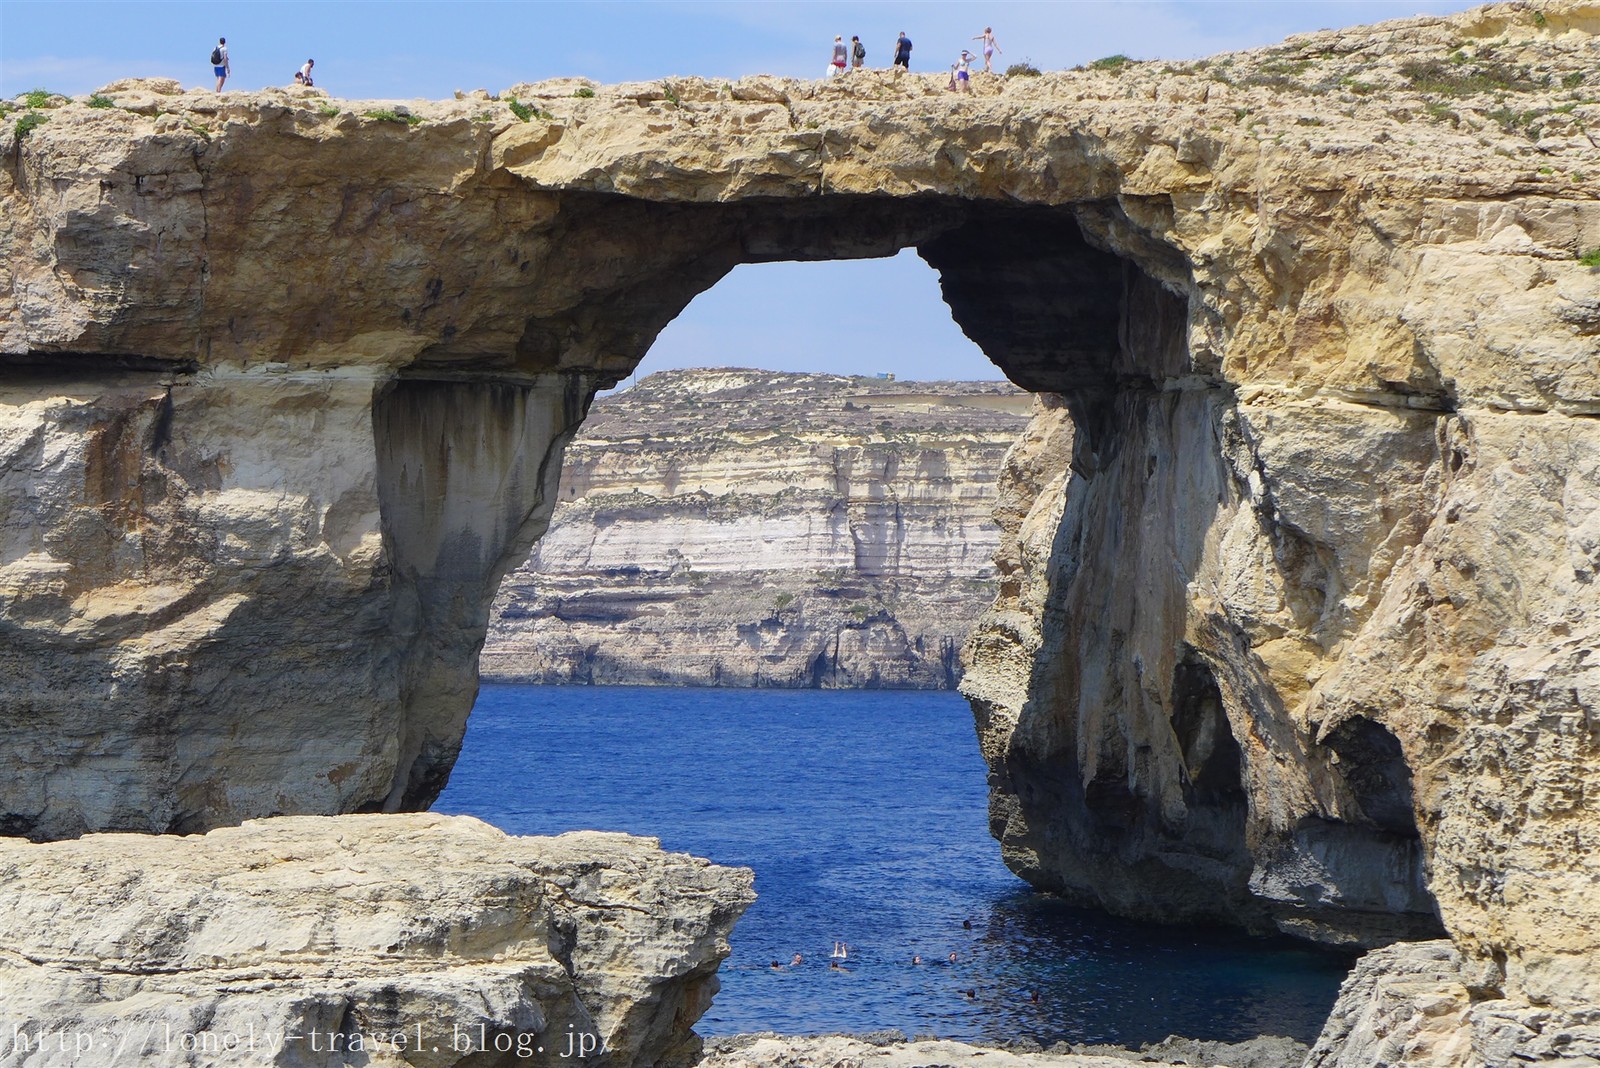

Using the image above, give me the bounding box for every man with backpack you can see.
[893,32,912,70]
[851,36,865,69]
[211,37,230,92]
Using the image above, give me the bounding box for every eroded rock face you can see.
[2,0,1600,1044]
[1306,940,1600,1068]
[0,813,754,1068]
[482,370,1030,688]
[701,1034,1310,1068]
[963,387,1448,948]
[0,369,587,837]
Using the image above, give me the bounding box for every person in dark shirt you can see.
[893,32,912,70]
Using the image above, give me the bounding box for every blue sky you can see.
[2,0,1478,383]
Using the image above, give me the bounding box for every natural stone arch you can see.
[6,6,1600,1012]
[372,194,1164,816]
[124,176,1445,952]
[0,104,1476,954]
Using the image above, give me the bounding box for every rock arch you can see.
[6,170,1443,947]
[5,7,1600,1013]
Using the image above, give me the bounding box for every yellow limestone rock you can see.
[0,4,1598,1063]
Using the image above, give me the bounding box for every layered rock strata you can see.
[482,369,1030,688]
[2,1,1600,1056]
[0,813,754,1068]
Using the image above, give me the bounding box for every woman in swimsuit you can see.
[972,27,1001,72]
[954,51,973,93]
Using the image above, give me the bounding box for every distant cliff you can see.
[481,370,1031,688]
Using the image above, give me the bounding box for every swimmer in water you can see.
[947,951,959,964]
[912,954,923,965]
[791,953,804,966]
[962,918,973,930]
[830,960,850,972]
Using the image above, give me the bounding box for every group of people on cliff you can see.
[826,27,1001,91]
[208,37,314,92]
[205,24,1003,96]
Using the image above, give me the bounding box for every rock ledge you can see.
[0,813,755,1068]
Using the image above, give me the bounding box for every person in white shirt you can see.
[213,37,230,92]
[955,51,973,92]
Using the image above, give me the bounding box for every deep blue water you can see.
[434,686,1350,1046]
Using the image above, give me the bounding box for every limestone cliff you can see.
[0,813,754,1068]
[481,369,1030,688]
[3,3,1600,1062]
[964,391,1450,948]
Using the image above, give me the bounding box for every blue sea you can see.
[435,686,1350,1046]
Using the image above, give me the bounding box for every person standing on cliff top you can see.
[953,51,974,93]
[972,27,1001,71]
[829,35,848,77]
[851,35,866,69]
[211,37,230,92]
[893,32,912,70]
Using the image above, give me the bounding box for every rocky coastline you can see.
[3,1,1599,1063]
[700,1032,1311,1068]
[482,369,1031,689]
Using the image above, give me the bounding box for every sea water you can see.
[435,686,1350,1046]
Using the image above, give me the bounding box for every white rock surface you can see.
[701,1034,1310,1068]
[1307,940,1600,1068]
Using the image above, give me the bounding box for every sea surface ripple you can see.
[436,685,1350,1045]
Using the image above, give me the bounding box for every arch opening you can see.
[438,227,1359,1041]
[478,250,1036,694]
[427,191,1438,955]
[1325,715,1422,838]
